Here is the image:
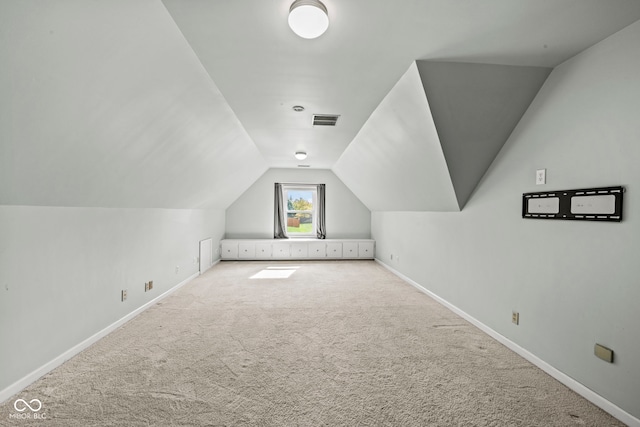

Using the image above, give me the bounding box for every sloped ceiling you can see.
[3,1,640,211]
[0,0,267,209]
[334,61,551,211]
[161,0,640,170]
[333,63,459,212]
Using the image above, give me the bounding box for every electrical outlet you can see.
[144,282,149,292]
[175,266,180,274]
[536,169,546,185]
[512,311,519,325]
[594,344,614,363]
[148,280,153,290]
[121,289,128,301]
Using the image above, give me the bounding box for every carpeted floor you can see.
[1,261,624,426]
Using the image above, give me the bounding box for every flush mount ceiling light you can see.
[292,105,305,112]
[295,151,308,160]
[288,0,329,39]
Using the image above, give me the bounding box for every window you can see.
[274,182,325,239]
[283,185,317,237]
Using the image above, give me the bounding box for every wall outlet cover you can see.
[536,169,546,185]
[594,344,614,363]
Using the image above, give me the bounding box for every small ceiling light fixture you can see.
[292,105,305,112]
[295,151,308,160]
[288,0,329,39]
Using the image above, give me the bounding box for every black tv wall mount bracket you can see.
[522,186,624,222]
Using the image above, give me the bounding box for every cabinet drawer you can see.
[358,242,375,258]
[238,243,256,259]
[291,243,308,258]
[343,242,358,258]
[308,242,326,258]
[272,243,291,259]
[326,242,343,258]
[221,242,238,259]
[255,243,272,259]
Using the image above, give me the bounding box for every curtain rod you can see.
[276,182,325,185]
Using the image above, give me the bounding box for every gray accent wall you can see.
[372,21,640,419]
[416,61,552,209]
[334,63,460,212]
[225,168,370,239]
[334,60,550,212]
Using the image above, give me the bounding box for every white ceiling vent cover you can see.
[312,114,340,126]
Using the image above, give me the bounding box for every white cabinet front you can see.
[326,242,343,258]
[221,242,238,259]
[272,243,291,259]
[308,242,327,258]
[255,243,272,259]
[220,239,373,260]
[343,242,358,258]
[238,243,256,259]
[358,242,375,258]
[290,243,308,258]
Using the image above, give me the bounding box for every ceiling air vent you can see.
[312,114,340,126]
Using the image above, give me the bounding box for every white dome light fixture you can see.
[295,151,308,160]
[288,0,329,39]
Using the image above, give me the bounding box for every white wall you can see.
[0,206,225,396]
[0,0,267,210]
[372,21,640,420]
[225,168,371,239]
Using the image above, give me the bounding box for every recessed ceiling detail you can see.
[416,60,552,209]
[312,114,340,126]
[334,61,551,211]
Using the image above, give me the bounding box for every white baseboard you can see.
[0,271,201,404]
[375,259,640,427]
[199,258,220,275]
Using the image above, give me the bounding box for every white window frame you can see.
[283,184,317,238]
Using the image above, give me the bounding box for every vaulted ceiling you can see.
[2,1,640,210]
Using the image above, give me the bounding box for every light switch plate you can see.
[536,169,546,185]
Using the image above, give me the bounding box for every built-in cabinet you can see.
[220,239,375,260]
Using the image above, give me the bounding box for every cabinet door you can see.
[358,241,375,258]
[272,243,291,259]
[291,243,308,258]
[326,242,343,258]
[221,242,238,259]
[255,243,272,259]
[238,242,256,259]
[343,242,358,258]
[308,242,326,258]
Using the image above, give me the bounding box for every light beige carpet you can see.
[1,261,624,426]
